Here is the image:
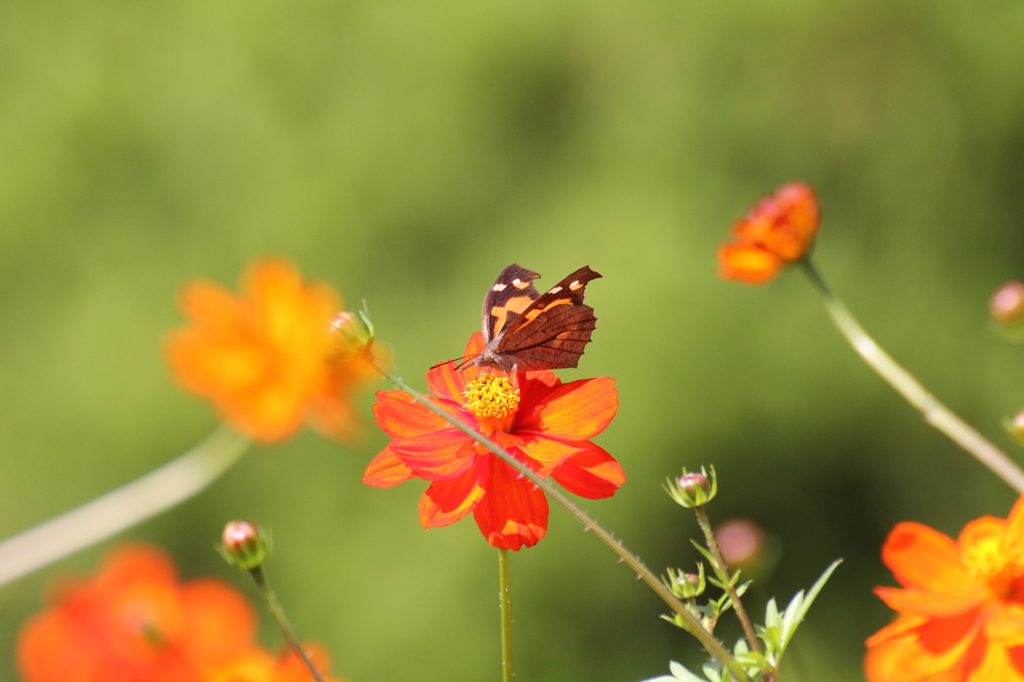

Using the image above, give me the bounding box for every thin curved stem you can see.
[800,258,1024,493]
[376,366,752,682]
[250,566,326,682]
[0,425,251,587]
[499,548,514,682]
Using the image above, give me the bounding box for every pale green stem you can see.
[250,566,326,682]
[499,548,514,682]
[800,259,1024,493]
[378,367,752,682]
[0,426,250,587]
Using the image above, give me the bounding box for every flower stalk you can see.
[799,258,1024,494]
[0,426,250,587]
[498,548,515,682]
[248,565,326,682]
[693,505,763,664]
[376,364,752,682]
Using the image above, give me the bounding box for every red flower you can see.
[866,496,1024,681]
[166,258,381,443]
[363,333,624,550]
[17,545,255,682]
[718,183,820,285]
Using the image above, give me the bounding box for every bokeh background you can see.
[2,2,1024,680]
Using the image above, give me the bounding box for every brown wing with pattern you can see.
[493,265,602,371]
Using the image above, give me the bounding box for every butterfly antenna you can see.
[428,352,479,371]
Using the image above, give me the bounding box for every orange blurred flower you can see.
[167,258,380,443]
[866,496,1024,681]
[718,183,820,285]
[17,544,256,682]
[207,644,344,682]
[18,544,346,682]
[363,333,624,550]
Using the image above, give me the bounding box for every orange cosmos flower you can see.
[167,258,380,443]
[363,333,623,550]
[17,544,256,682]
[718,182,821,285]
[207,644,344,682]
[866,496,1024,681]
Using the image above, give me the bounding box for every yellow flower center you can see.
[962,536,1024,598]
[463,373,520,436]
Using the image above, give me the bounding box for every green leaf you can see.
[701,662,723,682]
[668,660,709,682]
[779,559,842,651]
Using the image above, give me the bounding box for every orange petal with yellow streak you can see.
[874,586,985,618]
[363,446,416,488]
[717,243,783,285]
[472,457,548,551]
[883,522,974,592]
[419,463,488,528]
[515,377,618,440]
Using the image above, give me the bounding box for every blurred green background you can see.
[2,1,1024,680]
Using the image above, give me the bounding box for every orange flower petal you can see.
[419,463,489,528]
[472,457,548,551]
[391,431,476,480]
[372,390,452,439]
[512,434,584,473]
[179,579,257,668]
[717,243,783,285]
[865,611,982,681]
[204,648,276,682]
[883,522,974,592]
[178,279,248,336]
[551,443,626,499]
[363,446,416,488]
[734,183,820,262]
[958,515,1008,552]
[17,609,104,682]
[986,602,1024,647]
[866,614,930,648]
[875,586,986,618]
[966,638,1024,681]
[515,377,618,440]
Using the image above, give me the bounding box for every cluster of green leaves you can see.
[646,560,841,682]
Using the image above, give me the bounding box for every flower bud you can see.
[676,569,705,599]
[326,310,374,358]
[666,466,717,508]
[664,565,706,600]
[990,281,1024,327]
[219,520,270,571]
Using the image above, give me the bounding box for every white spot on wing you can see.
[569,280,582,291]
[493,283,507,291]
[548,286,563,294]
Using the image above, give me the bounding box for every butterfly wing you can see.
[481,263,542,344]
[494,265,602,371]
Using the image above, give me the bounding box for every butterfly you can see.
[469,263,602,372]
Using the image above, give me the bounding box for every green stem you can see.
[694,506,763,661]
[249,566,326,682]
[0,425,250,587]
[800,258,1024,493]
[499,548,514,682]
[377,366,752,682]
